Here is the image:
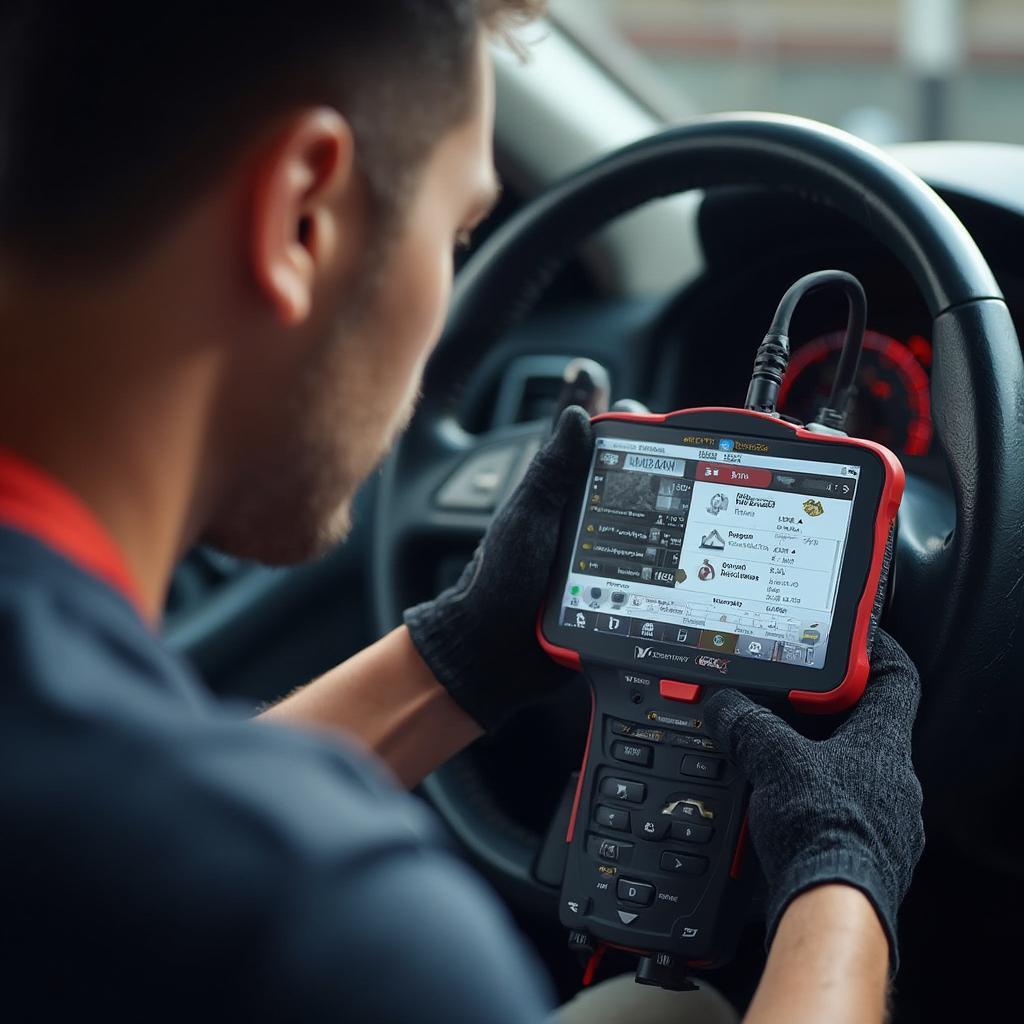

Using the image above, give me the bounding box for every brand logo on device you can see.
[634,645,690,666]
[696,655,730,675]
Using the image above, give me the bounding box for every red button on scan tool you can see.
[659,680,702,703]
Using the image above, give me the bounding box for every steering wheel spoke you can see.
[374,421,545,618]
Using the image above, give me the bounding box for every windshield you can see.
[567,0,1020,146]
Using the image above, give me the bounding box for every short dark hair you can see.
[0,1,544,266]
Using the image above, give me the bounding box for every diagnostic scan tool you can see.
[539,271,904,988]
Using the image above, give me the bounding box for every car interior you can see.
[164,5,1024,1019]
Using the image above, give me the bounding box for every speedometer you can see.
[778,330,933,456]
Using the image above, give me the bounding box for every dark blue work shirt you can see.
[0,455,554,1021]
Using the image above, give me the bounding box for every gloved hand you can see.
[703,630,924,970]
[404,406,593,732]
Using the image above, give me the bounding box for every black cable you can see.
[745,269,867,429]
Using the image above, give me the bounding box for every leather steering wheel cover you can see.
[377,112,1024,884]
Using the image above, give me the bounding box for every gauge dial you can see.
[778,330,932,456]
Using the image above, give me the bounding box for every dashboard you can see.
[778,328,932,458]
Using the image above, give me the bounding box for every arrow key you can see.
[659,850,708,876]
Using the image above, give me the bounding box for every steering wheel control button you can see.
[660,851,709,876]
[611,741,654,767]
[633,813,670,841]
[600,777,646,803]
[611,720,666,744]
[659,679,702,703]
[617,911,639,925]
[594,805,631,832]
[670,822,714,845]
[434,445,521,511]
[617,879,655,906]
[663,798,715,821]
[588,834,634,864]
[680,755,725,780]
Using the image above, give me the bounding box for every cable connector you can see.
[745,269,867,426]
[744,331,791,414]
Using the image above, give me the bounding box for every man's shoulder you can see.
[0,527,210,718]
[0,528,442,870]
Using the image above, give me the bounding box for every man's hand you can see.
[404,406,593,732]
[703,630,925,970]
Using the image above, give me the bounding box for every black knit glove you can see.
[702,630,924,970]
[404,406,593,732]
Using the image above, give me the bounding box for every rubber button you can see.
[633,813,670,841]
[588,834,634,863]
[670,821,714,845]
[617,879,655,906]
[611,741,653,767]
[600,777,646,803]
[659,680,702,703]
[680,755,724,780]
[659,851,708,876]
[564,895,591,917]
[594,805,631,832]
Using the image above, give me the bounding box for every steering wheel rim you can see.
[374,112,1024,895]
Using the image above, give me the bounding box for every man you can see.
[0,3,923,1021]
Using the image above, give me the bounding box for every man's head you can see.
[0,2,542,565]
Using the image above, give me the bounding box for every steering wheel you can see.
[373,113,1024,897]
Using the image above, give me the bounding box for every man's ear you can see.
[249,107,357,325]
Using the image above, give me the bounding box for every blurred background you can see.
[556,0,1024,146]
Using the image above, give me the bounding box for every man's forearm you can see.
[258,625,482,786]
[744,885,890,1024]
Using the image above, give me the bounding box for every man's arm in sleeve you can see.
[260,623,482,787]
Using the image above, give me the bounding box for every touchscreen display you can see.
[558,432,862,670]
